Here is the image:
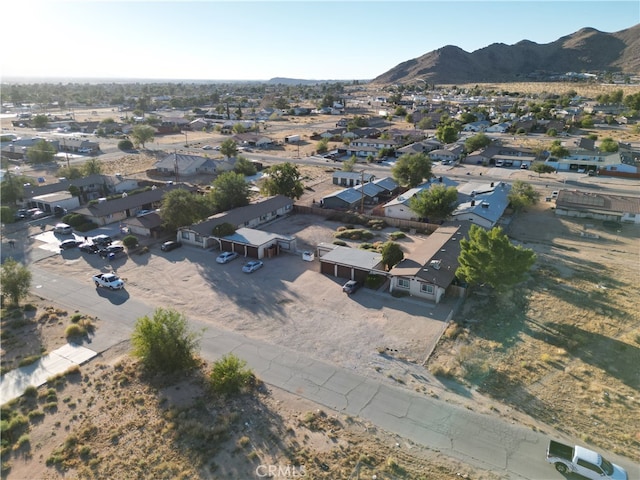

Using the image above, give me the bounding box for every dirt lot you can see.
[429,200,640,459]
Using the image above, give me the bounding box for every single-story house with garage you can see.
[321,188,364,210]
[555,190,640,224]
[319,245,385,283]
[154,153,219,177]
[389,223,469,303]
[177,195,295,249]
[333,171,375,187]
[218,227,296,259]
[27,191,80,215]
[121,212,165,238]
[74,184,197,226]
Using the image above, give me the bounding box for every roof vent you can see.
[482,202,490,208]
[430,260,441,270]
[98,197,107,203]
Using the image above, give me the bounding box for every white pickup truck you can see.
[92,273,125,290]
[546,440,628,479]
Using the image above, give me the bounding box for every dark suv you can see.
[92,234,113,247]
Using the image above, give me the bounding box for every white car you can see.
[53,223,73,235]
[92,273,125,290]
[216,251,239,264]
[242,260,264,273]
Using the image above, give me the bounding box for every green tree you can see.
[82,158,102,176]
[394,106,407,117]
[0,206,13,224]
[209,354,255,395]
[160,188,211,230]
[417,117,434,130]
[131,307,201,373]
[342,155,357,172]
[1,172,32,205]
[549,141,569,158]
[380,241,404,271]
[531,163,556,176]
[26,139,57,163]
[0,258,32,306]
[508,180,540,212]
[209,171,250,212]
[234,156,257,176]
[260,162,304,199]
[57,165,84,179]
[464,133,491,153]
[599,137,618,153]
[232,123,246,134]
[220,138,238,158]
[391,152,432,188]
[32,114,48,129]
[456,225,536,292]
[409,184,458,221]
[316,138,329,154]
[130,125,155,148]
[436,124,458,144]
[580,115,595,128]
[546,128,557,137]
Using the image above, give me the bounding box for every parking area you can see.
[31,213,455,382]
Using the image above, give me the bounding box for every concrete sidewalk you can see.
[0,343,97,404]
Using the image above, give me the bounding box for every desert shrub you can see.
[118,139,134,150]
[210,354,255,395]
[132,307,201,373]
[70,313,82,323]
[18,355,41,367]
[365,274,386,289]
[389,231,406,240]
[65,324,85,339]
[122,234,139,249]
[359,243,375,250]
[367,219,387,230]
[333,240,347,246]
[327,212,369,226]
[334,229,374,240]
[62,213,87,228]
[23,385,38,398]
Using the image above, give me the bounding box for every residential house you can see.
[555,190,640,224]
[74,184,197,227]
[22,174,121,206]
[353,182,386,205]
[388,223,469,304]
[177,195,295,250]
[451,181,512,228]
[371,177,400,198]
[319,246,385,283]
[121,212,165,238]
[154,153,220,177]
[462,121,492,132]
[233,132,274,148]
[321,188,364,210]
[333,171,375,187]
[383,177,459,221]
[428,145,464,163]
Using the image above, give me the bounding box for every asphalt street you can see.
[23,263,639,479]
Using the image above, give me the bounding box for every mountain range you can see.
[372,24,640,85]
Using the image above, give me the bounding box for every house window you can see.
[181,231,189,240]
[420,283,434,294]
[194,234,202,243]
[397,278,410,289]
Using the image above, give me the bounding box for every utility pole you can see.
[174,150,179,183]
[360,170,365,214]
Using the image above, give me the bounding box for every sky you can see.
[2,0,639,82]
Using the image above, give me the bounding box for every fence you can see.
[293,205,440,233]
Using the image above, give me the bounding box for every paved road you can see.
[26,263,639,479]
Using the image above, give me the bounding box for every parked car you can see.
[14,209,28,220]
[92,234,113,246]
[551,191,559,199]
[92,273,125,290]
[60,239,81,250]
[342,280,360,294]
[216,251,239,264]
[53,223,73,235]
[242,260,263,273]
[98,245,124,258]
[160,241,181,252]
[202,145,213,150]
[79,243,99,254]
[27,208,46,219]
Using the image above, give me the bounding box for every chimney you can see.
[490,182,494,187]
[471,200,476,206]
